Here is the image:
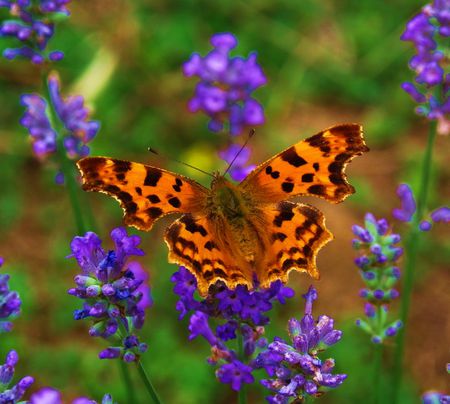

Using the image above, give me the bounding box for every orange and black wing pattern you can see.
[241,124,368,203]
[77,157,208,231]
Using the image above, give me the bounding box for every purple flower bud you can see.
[352,225,373,242]
[401,82,427,103]
[99,347,121,359]
[362,271,376,280]
[419,220,432,231]
[389,289,400,299]
[392,184,416,222]
[364,303,376,318]
[374,290,384,300]
[371,336,382,344]
[430,206,450,223]
[355,256,370,269]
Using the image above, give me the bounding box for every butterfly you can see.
[77,124,368,296]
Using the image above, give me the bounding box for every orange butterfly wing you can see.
[241,124,368,203]
[77,157,208,231]
[165,214,253,296]
[257,201,332,288]
[239,123,368,285]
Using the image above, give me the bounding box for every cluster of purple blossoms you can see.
[400,0,450,135]
[184,32,266,182]
[20,72,100,179]
[393,183,449,230]
[68,227,152,362]
[30,387,114,404]
[171,266,295,391]
[0,0,70,64]
[352,213,403,343]
[183,32,266,136]
[0,257,21,333]
[0,350,34,403]
[253,286,346,403]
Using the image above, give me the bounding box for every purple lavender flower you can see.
[0,0,69,63]
[0,257,21,333]
[392,183,449,230]
[171,266,294,391]
[401,0,450,135]
[20,94,57,159]
[353,213,403,343]
[68,227,151,362]
[219,143,256,181]
[30,387,115,404]
[254,286,346,402]
[0,350,34,403]
[20,72,100,169]
[183,32,266,136]
[392,183,417,222]
[216,360,255,391]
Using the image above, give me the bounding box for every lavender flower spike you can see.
[0,0,69,63]
[0,350,34,403]
[353,213,403,343]
[20,73,100,181]
[183,32,266,135]
[68,227,151,362]
[401,0,450,135]
[0,257,22,333]
[171,266,294,391]
[255,286,346,402]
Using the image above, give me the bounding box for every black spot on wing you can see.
[281,182,294,193]
[147,194,161,203]
[301,173,314,183]
[113,160,132,173]
[117,191,133,203]
[125,201,138,214]
[308,184,326,196]
[272,232,287,242]
[329,174,346,185]
[273,202,295,227]
[204,241,219,251]
[147,207,163,219]
[144,167,162,186]
[104,185,121,194]
[135,187,142,196]
[181,215,208,236]
[280,147,307,167]
[313,163,319,171]
[168,197,181,208]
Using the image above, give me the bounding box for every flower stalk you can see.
[392,121,437,403]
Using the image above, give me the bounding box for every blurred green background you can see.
[0,1,449,403]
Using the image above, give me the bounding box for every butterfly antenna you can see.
[148,147,214,177]
[223,128,255,176]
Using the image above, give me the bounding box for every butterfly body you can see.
[77,124,368,296]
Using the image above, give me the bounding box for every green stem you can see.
[40,72,87,235]
[237,328,247,404]
[117,321,162,404]
[374,343,383,404]
[391,121,437,403]
[118,360,136,404]
[136,359,163,404]
[56,140,87,235]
